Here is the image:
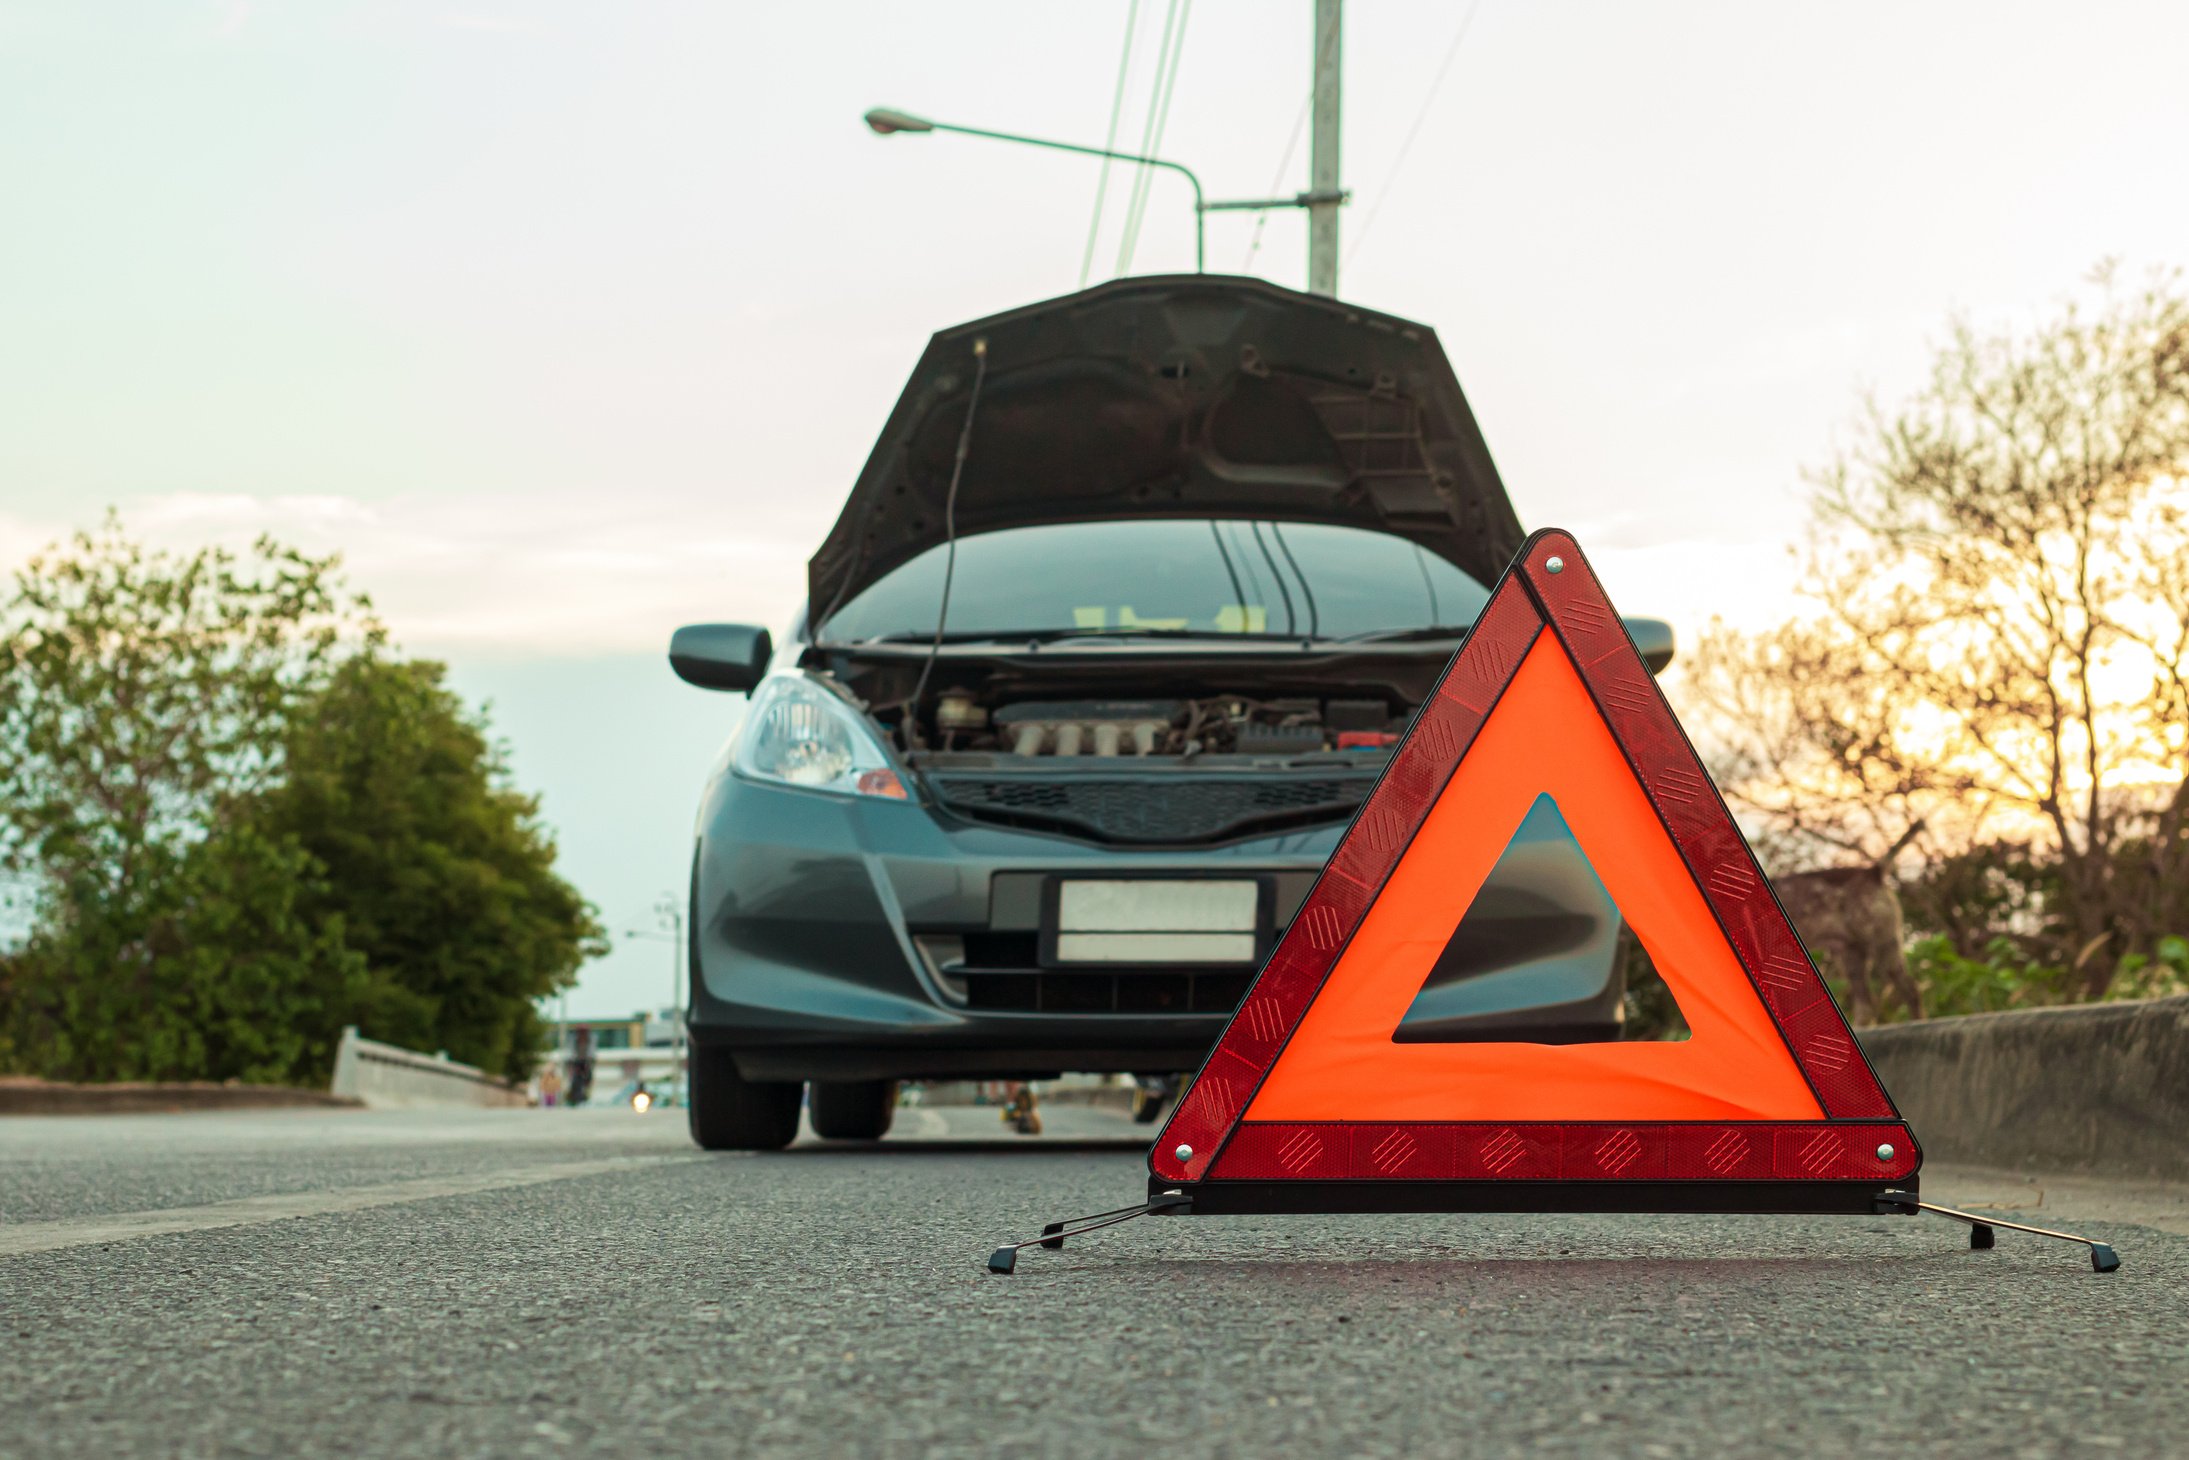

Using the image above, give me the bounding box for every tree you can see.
[0,513,380,896]
[247,657,604,1081]
[1685,266,2189,995]
[0,518,382,1082]
[0,518,596,1085]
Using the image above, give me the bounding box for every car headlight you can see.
[733,675,908,800]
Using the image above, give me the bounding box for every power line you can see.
[1116,0,1188,273]
[1116,0,1193,276]
[1120,0,1190,276]
[1079,0,1143,288]
[1345,0,1484,268]
[1243,90,1313,274]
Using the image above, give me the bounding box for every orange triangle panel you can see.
[1150,529,1915,1199]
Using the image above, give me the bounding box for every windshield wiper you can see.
[1337,624,1476,644]
[840,627,1310,647]
[1013,627,1310,644]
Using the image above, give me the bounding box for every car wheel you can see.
[687,1045,801,1151]
[808,1080,897,1141]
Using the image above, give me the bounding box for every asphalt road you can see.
[4,1101,2185,1459]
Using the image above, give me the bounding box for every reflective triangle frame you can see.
[1149,528,1919,1216]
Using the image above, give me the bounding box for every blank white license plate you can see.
[1052,879,1260,965]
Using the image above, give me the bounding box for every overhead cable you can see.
[1346,0,1484,268]
[1079,0,1143,288]
[1116,0,1193,275]
[1113,0,1180,274]
[1243,91,1313,274]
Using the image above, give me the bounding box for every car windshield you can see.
[817,519,1490,642]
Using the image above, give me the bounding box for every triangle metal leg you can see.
[987,1191,1191,1273]
[1878,1190,2119,1272]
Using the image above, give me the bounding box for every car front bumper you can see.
[690,768,1624,1084]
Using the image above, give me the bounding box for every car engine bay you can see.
[925,690,1405,760]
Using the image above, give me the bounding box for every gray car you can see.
[668,275,1672,1150]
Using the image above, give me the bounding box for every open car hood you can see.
[808,275,1525,626]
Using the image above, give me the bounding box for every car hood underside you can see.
[807,274,1525,622]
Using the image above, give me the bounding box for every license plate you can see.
[1047,879,1263,965]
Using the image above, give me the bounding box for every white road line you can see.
[0,1155,703,1258]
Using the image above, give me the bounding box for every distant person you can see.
[999,1081,1042,1136]
[566,1027,594,1107]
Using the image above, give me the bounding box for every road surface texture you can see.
[4,1102,2184,1459]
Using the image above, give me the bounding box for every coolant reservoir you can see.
[935,690,987,732]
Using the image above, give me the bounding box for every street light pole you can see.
[624,898,686,1101]
[1308,0,1344,297]
[653,895,685,1098]
[865,108,1206,273]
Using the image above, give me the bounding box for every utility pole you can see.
[1307,0,1343,297]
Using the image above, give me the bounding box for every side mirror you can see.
[1622,617,1676,676]
[669,623,773,693]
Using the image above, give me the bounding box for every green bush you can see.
[5,824,369,1084]
[1899,933,2189,1021]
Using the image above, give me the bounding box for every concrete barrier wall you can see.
[1858,994,2189,1182]
[328,1027,528,1110]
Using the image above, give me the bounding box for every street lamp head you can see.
[864,107,935,136]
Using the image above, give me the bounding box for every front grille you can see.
[915,931,1256,1017]
[926,772,1372,845]
[963,970,1252,1015]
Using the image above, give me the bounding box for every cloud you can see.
[435,12,534,34]
[1582,535,1809,645]
[3,489,1818,666]
[0,490,812,658]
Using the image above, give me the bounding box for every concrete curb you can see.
[1859,993,2189,1182]
[329,1027,529,1109]
[0,1078,360,1117]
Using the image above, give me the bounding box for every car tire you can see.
[808,1080,897,1141]
[687,1045,802,1151]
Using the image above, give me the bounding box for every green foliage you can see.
[5,824,369,1083]
[0,513,378,892]
[2107,935,2189,1002]
[1893,930,2187,1023]
[0,518,598,1087]
[1903,935,2073,1019]
[246,657,604,1082]
[0,517,381,1083]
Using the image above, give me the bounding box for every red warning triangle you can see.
[1150,529,1917,1208]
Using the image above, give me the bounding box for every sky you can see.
[5,1,2188,1014]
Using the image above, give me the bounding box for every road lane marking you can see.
[0,1155,703,1258]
